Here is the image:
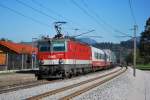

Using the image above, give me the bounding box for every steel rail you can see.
[27,67,123,100]
[0,67,119,94]
[0,80,51,94]
[60,68,126,100]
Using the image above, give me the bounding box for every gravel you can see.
[0,67,120,100]
[43,68,125,100]
[144,71,150,100]
[1,67,149,100]
[0,73,36,88]
[74,67,150,100]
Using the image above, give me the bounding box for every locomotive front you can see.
[37,38,67,79]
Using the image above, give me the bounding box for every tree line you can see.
[94,17,150,65]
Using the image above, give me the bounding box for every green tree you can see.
[0,38,12,42]
[125,49,144,65]
[140,17,150,64]
[125,52,133,65]
[136,49,145,64]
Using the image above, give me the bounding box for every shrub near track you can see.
[136,63,150,70]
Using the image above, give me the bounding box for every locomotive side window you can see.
[52,42,66,52]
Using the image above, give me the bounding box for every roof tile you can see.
[0,41,37,54]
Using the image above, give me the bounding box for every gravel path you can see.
[0,73,36,88]
[0,67,120,100]
[74,67,150,100]
[43,68,125,100]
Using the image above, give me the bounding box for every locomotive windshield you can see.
[38,40,66,52]
[39,44,50,52]
[52,41,66,51]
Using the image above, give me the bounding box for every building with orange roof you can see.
[0,40,38,71]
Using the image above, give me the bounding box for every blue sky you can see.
[0,0,149,43]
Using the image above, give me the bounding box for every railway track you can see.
[0,67,119,94]
[27,67,126,100]
[0,80,52,94]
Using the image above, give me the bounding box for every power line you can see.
[83,36,103,38]
[82,0,108,27]
[31,0,79,30]
[15,0,57,21]
[73,29,95,38]
[16,0,94,37]
[21,0,100,36]
[128,0,137,25]
[128,0,137,77]
[70,0,110,33]
[31,0,92,35]
[0,3,50,27]
[31,0,67,21]
[82,0,127,35]
[71,0,93,19]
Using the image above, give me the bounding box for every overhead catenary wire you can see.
[31,0,89,32]
[82,0,111,30]
[73,29,95,38]
[4,0,94,37]
[31,0,68,21]
[16,0,77,35]
[83,36,103,38]
[0,3,50,27]
[128,0,137,25]
[128,0,137,77]
[15,0,57,21]
[70,0,110,33]
[82,0,127,36]
[16,0,99,37]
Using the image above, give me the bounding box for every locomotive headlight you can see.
[59,58,64,64]
[39,60,44,65]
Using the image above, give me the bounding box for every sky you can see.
[0,0,150,43]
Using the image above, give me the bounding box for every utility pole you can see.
[114,25,137,76]
[119,47,122,66]
[133,25,137,77]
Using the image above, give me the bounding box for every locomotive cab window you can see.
[39,45,50,52]
[52,41,66,52]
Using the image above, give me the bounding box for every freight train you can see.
[36,36,116,79]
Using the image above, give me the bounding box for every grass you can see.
[136,63,150,70]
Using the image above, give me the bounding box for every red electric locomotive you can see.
[36,22,116,79]
[37,37,92,79]
[36,37,116,79]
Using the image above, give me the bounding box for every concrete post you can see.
[6,53,8,71]
[22,54,24,70]
[133,25,137,77]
